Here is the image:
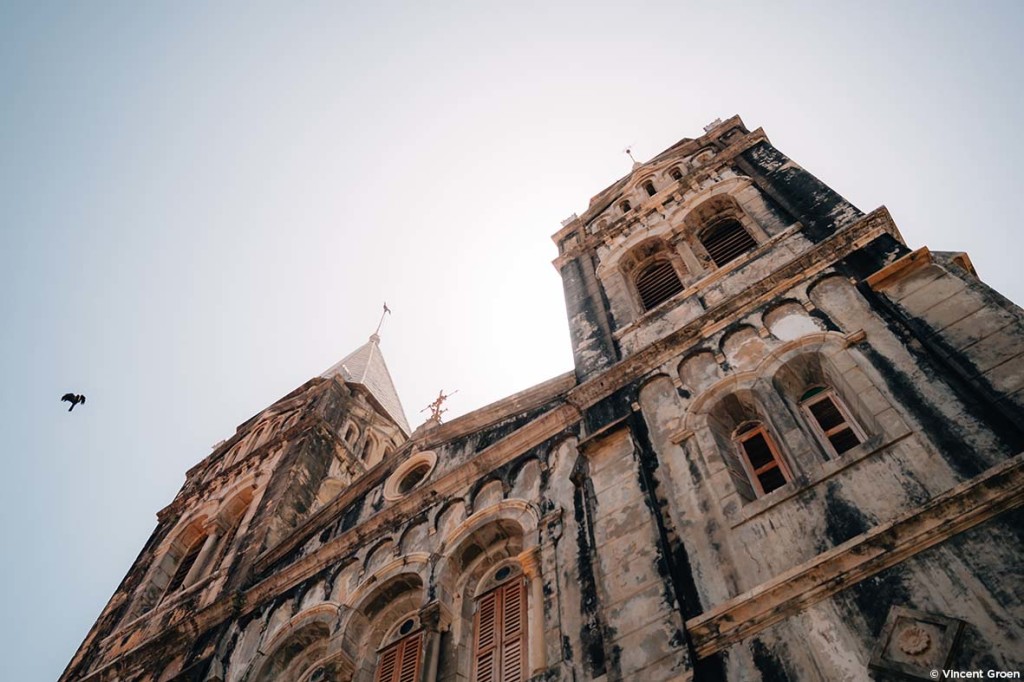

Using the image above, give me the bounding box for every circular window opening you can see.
[399,618,415,636]
[495,566,512,582]
[397,463,430,495]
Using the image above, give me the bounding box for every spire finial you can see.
[624,145,641,169]
[372,302,391,342]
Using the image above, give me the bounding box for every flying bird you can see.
[61,393,86,412]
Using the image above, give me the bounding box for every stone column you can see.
[518,547,546,676]
[418,601,449,682]
[183,522,223,588]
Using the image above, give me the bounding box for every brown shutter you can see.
[375,643,398,682]
[500,580,527,682]
[375,631,422,682]
[473,579,527,682]
[397,631,422,682]
[474,591,499,682]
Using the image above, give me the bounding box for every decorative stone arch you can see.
[340,566,429,682]
[432,502,546,680]
[246,603,351,682]
[618,236,689,314]
[678,348,723,395]
[434,500,540,600]
[467,473,508,513]
[396,513,431,555]
[360,537,397,576]
[430,497,468,536]
[341,555,432,614]
[758,333,887,447]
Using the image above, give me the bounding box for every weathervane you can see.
[421,389,458,423]
[374,302,392,337]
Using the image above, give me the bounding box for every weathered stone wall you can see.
[63,117,1024,682]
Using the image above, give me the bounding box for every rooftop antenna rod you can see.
[374,302,392,337]
[624,145,638,165]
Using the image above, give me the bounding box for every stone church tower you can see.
[63,116,1024,682]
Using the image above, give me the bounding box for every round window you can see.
[397,463,430,495]
[399,618,415,636]
[383,451,438,502]
[495,565,512,581]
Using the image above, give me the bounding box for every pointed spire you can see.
[321,327,411,435]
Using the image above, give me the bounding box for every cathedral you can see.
[63,116,1024,681]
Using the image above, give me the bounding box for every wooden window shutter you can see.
[700,219,757,267]
[635,260,684,311]
[473,579,527,682]
[375,631,422,682]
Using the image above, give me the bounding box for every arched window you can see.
[643,180,657,197]
[619,199,631,213]
[374,624,422,682]
[344,422,359,446]
[163,534,206,597]
[800,387,864,457]
[734,422,790,496]
[472,570,527,682]
[634,259,684,311]
[699,218,757,267]
[669,167,683,181]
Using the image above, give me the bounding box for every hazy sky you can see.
[3,2,1023,679]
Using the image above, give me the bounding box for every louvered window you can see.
[700,219,757,267]
[374,631,423,682]
[473,578,527,682]
[735,424,790,496]
[801,387,863,457]
[635,260,683,311]
[164,536,205,596]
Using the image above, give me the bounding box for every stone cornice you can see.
[686,451,1024,659]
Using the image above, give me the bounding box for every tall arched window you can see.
[699,218,757,267]
[734,421,790,496]
[374,622,422,682]
[163,534,206,597]
[800,386,863,457]
[634,259,684,311]
[472,568,527,682]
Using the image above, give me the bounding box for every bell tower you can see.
[552,116,869,380]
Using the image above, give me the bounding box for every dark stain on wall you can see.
[570,456,610,678]
[750,638,793,682]
[823,481,870,547]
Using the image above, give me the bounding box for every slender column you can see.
[418,601,449,682]
[518,547,546,676]
[183,522,223,588]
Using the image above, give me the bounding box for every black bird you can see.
[61,393,86,412]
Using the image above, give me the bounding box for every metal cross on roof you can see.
[421,389,458,423]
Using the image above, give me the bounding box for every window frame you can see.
[471,574,528,682]
[633,257,685,312]
[799,386,866,459]
[698,217,758,268]
[734,422,792,497]
[373,628,423,682]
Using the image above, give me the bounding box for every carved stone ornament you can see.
[869,606,965,680]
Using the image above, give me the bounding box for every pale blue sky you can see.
[2,2,1023,679]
